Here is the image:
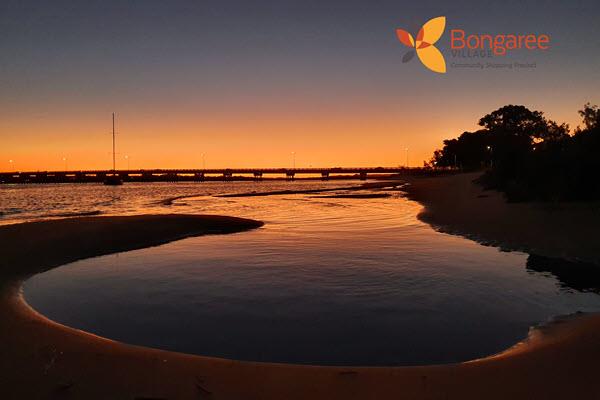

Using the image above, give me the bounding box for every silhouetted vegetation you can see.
[431,103,600,201]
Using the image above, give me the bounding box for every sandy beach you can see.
[2,180,600,399]
[404,172,600,264]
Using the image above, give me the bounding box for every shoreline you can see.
[1,199,600,397]
[404,172,600,265]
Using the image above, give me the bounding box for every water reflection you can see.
[20,182,600,366]
[527,255,600,293]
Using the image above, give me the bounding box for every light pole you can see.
[9,159,14,171]
[62,157,68,171]
[125,155,130,170]
[486,145,493,168]
[291,151,296,169]
[405,148,409,168]
[201,153,205,170]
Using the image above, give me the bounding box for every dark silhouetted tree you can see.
[577,103,600,131]
[430,103,600,201]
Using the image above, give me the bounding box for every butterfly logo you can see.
[396,16,447,74]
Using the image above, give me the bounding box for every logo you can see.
[396,17,551,73]
[396,16,447,74]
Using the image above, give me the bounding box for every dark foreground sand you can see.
[1,196,600,399]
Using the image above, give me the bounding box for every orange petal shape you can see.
[419,16,446,45]
[416,28,424,42]
[395,29,415,48]
[416,45,446,73]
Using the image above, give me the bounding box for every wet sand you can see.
[404,172,600,264]
[1,194,600,398]
[310,193,392,199]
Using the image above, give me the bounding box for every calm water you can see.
[3,181,600,366]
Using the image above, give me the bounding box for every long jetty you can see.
[0,167,445,184]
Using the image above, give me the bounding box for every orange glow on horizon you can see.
[2,2,598,174]
[0,98,589,172]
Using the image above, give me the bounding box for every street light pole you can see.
[405,148,409,168]
[292,151,296,169]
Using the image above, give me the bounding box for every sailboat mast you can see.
[112,112,116,171]
[103,112,123,185]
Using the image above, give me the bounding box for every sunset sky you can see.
[1,0,599,171]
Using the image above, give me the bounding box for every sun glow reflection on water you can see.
[12,181,600,365]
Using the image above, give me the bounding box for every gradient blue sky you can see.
[1,0,599,170]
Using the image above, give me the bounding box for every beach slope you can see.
[1,208,600,399]
[404,172,600,264]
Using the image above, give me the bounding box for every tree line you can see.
[430,103,600,201]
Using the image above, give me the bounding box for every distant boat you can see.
[104,175,122,186]
[104,112,123,186]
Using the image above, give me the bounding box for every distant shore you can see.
[1,201,600,398]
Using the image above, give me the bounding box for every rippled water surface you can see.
[5,181,600,365]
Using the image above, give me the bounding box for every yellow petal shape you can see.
[418,16,445,46]
[416,45,446,73]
